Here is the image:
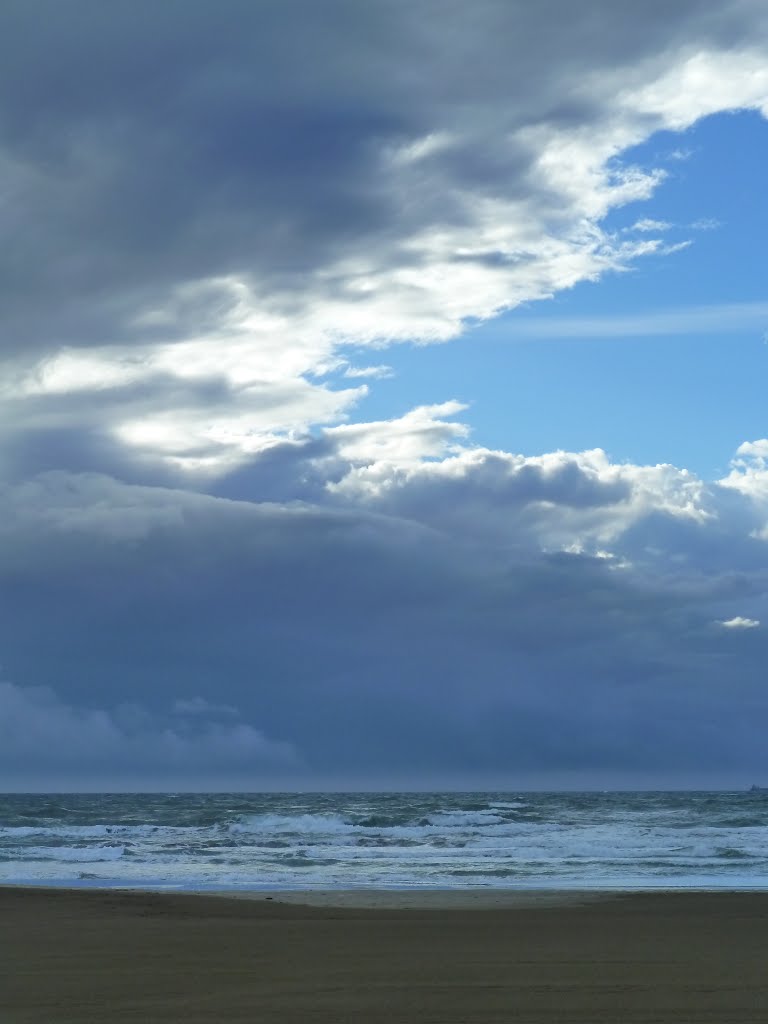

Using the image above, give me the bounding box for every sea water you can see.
[1,791,767,891]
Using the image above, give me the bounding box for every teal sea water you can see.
[2,791,767,891]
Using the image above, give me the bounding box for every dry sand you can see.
[3,886,768,1022]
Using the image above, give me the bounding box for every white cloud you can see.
[504,301,768,339]
[617,49,768,128]
[717,616,760,629]
[734,440,768,461]
[341,364,394,380]
[325,402,470,469]
[718,440,768,503]
[329,439,718,559]
[631,218,673,232]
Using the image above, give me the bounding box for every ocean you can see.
[2,791,767,891]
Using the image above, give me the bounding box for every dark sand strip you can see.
[3,887,768,1023]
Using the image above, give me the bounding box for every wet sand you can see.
[3,886,768,1022]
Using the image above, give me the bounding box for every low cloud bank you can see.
[2,447,768,787]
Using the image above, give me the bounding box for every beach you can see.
[3,887,768,1022]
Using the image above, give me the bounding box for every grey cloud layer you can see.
[2,457,768,787]
[0,681,296,790]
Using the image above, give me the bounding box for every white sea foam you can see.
[22,845,127,863]
[425,811,505,828]
[228,812,357,835]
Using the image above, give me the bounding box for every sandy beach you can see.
[3,887,768,1022]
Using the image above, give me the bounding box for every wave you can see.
[228,813,356,835]
[226,809,513,835]
[426,811,505,828]
[20,845,127,863]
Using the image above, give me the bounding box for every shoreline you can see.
[1,882,618,910]
[4,880,768,913]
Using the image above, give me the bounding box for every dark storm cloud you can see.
[212,436,341,504]
[3,471,768,787]
[0,1,401,348]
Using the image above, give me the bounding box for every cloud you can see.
[503,301,768,340]
[691,217,721,230]
[630,218,673,232]
[2,455,768,787]
[327,441,719,562]
[325,402,470,467]
[0,1,766,474]
[0,680,297,790]
[341,364,394,380]
[3,3,768,786]
[718,440,768,504]
[172,696,239,716]
[717,617,760,629]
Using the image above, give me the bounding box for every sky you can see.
[2,0,768,791]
